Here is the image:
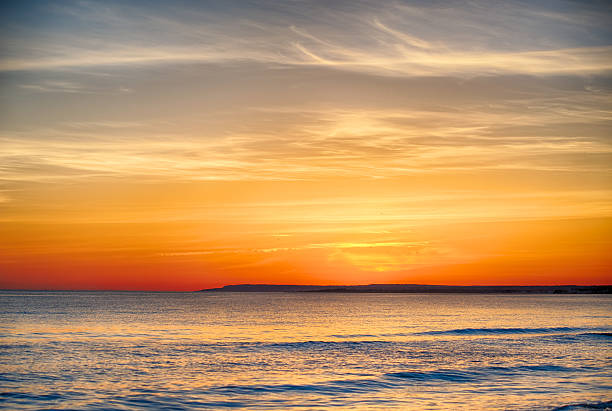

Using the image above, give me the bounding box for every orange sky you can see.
[1,1,611,290]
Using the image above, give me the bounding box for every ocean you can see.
[1,291,610,410]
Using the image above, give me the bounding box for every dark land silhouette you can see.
[200,284,612,294]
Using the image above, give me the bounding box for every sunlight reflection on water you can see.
[1,292,611,410]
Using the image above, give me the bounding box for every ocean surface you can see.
[0,291,610,410]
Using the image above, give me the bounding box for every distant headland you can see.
[199,284,612,294]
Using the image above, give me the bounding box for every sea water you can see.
[0,291,610,410]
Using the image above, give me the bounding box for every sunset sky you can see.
[0,0,611,290]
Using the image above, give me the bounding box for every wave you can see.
[206,363,588,397]
[254,340,396,350]
[385,364,577,383]
[213,378,393,396]
[2,365,605,408]
[552,400,612,410]
[0,391,247,409]
[579,332,612,338]
[176,331,612,355]
[330,334,378,338]
[417,327,609,336]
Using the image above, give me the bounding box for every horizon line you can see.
[2,283,611,293]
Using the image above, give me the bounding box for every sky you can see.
[0,0,611,290]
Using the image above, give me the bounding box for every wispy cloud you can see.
[2,1,611,76]
[2,3,611,196]
[19,80,86,93]
[1,91,610,184]
[2,1,611,288]
[18,80,133,94]
[159,241,429,257]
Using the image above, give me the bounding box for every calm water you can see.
[1,292,610,410]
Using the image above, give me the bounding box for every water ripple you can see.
[417,327,610,336]
[552,400,612,410]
